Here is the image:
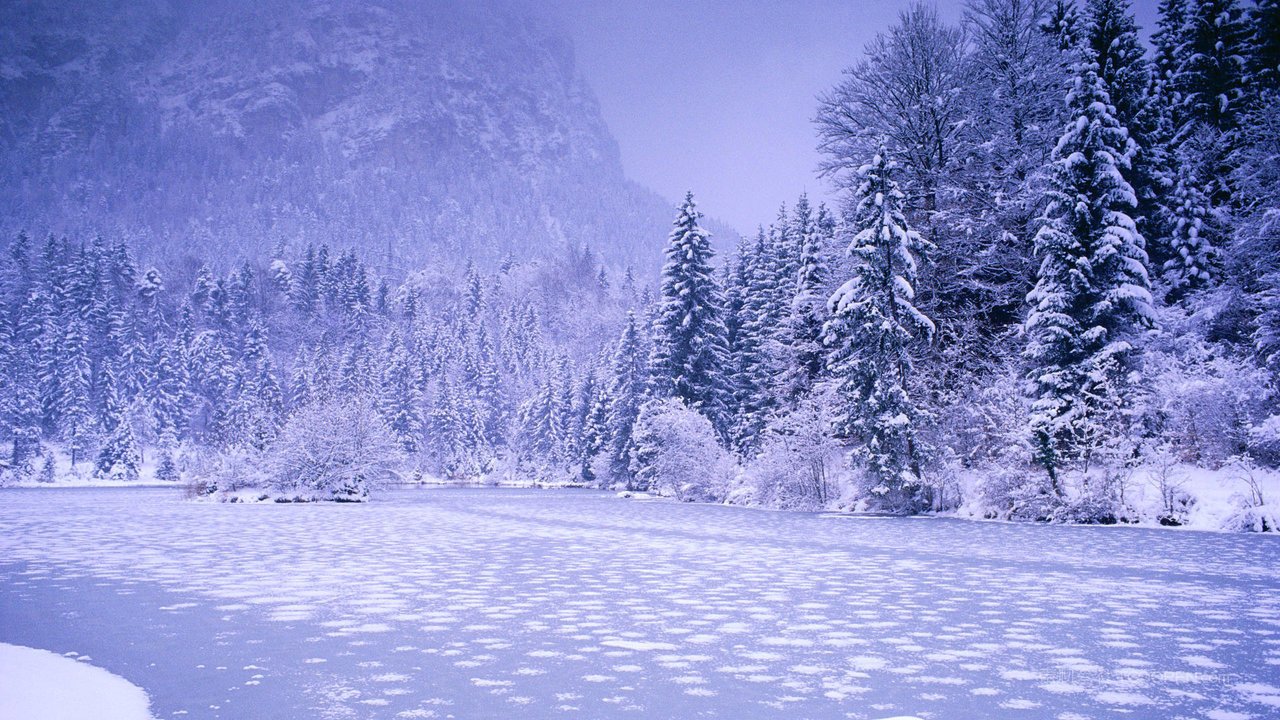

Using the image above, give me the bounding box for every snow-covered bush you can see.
[739,401,844,510]
[630,399,736,502]
[977,467,1060,521]
[1142,307,1274,467]
[200,446,267,495]
[1144,446,1193,525]
[266,398,404,501]
[1221,455,1278,532]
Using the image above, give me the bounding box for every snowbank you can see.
[0,643,154,720]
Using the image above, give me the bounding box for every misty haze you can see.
[2,1,1279,719]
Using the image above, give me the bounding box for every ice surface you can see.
[1,487,1278,719]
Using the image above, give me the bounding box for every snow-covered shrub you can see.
[978,468,1061,521]
[630,399,735,502]
[1217,455,1277,531]
[266,398,404,501]
[1142,307,1274,467]
[740,402,844,511]
[201,446,267,494]
[1145,445,1194,525]
[931,359,1043,516]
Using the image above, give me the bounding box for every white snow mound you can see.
[0,643,155,720]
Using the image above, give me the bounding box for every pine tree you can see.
[291,245,319,315]
[463,324,505,444]
[4,292,44,474]
[95,366,141,481]
[1024,56,1155,482]
[1044,0,1082,51]
[231,320,283,450]
[1175,0,1250,138]
[463,261,485,319]
[823,149,935,511]
[58,320,95,466]
[778,194,832,401]
[578,364,611,486]
[606,311,648,488]
[1251,0,1280,90]
[1162,162,1218,296]
[1084,0,1158,234]
[731,229,774,451]
[1152,0,1189,122]
[648,192,732,437]
[378,332,424,452]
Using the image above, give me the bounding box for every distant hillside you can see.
[0,0,699,272]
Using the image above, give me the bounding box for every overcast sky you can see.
[547,0,1159,234]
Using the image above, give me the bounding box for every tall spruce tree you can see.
[648,192,732,437]
[95,365,141,481]
[1162,162,1218,296]
[1175,0,1251,138]
[378,332,424,453]
[778,194,832,401]
[606,311,648,488]
[58,320,94,466]
[1024,56,1155,483]
[1084,0,1158,233]
[1251,0,1280,90]
[824,149,935,511]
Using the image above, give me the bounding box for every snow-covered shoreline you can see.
[6,471,1276,535]
[0,643,155,720]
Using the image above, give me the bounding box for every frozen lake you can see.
[1,487,1278,720]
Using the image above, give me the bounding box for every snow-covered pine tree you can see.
[606,311,648,488]
[95,365,141,481]
[1044,0,1082,52]
[1251,0,1280,90]
[517,375,566,467]
[232,319,283,450]
[1024,54,1155,483]
[553,356,578,462]
[648,192,732,437]
[823,148,935,512]
[1162,162,1218,297]
[731,229,776,452]
[777,194,831,401]
[4,293,44,474]
[574,361,609,484]
[1084,0,1150,135]
[463,324,504,444]
[189,328,236,444]
[1175,0,1251,139]
[463,260,485,319]
[1084,0,1158,234]
[57,320,94,466]
[1,237,45,473]
[378,331,424,453]
[1152,0,1189,126]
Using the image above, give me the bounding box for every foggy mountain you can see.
[0,0,688,271]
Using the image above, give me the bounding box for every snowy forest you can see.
[2,0,1279,531]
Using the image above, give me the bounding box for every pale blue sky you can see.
[547,0,1159,233]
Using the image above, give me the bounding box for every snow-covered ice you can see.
[1,487,1278,719]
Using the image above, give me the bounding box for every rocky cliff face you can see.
[0,0,674,269]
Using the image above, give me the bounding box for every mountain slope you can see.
[0,0,679,270]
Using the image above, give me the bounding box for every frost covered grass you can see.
[2,487,1278,719]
